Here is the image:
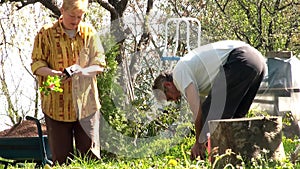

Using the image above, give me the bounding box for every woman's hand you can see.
[74,65,103,77]
[35,67,64,77]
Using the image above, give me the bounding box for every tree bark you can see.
[208,116,285,168]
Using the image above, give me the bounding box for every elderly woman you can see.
[31,0,106,165]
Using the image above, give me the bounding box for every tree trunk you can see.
[208,116,285,168]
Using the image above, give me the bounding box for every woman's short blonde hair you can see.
[62,0,88,12]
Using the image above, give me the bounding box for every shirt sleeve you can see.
[88,34,106,67]
[31,28,49,74]
[173,62,195,98]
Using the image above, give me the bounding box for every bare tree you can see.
[0,1,56,125]
[0,0,161,123]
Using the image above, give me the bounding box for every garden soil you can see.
[0,119,47,137]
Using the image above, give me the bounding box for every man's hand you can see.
[190,141,206,160]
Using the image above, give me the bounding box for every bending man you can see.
[152,40,266,160]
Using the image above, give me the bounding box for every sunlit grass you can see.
[1,136,300,169]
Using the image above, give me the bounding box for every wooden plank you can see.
[266,51,293,58]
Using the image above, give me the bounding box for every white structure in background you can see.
[252,51,300,123]
[159,17,201,73]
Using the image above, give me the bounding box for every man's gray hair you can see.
[152,71,173,92]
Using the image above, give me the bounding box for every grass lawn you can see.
[1,135,300,169]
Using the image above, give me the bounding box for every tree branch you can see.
[214,0,229,14]
[94,0,119,19]
[129,0,154,81]
[4,0,60,18]
[277,1,295,11]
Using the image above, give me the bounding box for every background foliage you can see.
[0,0,299,160]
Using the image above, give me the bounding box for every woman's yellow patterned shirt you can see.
[31,18,106,122]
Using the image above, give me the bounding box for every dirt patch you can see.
[0,120,47,137]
